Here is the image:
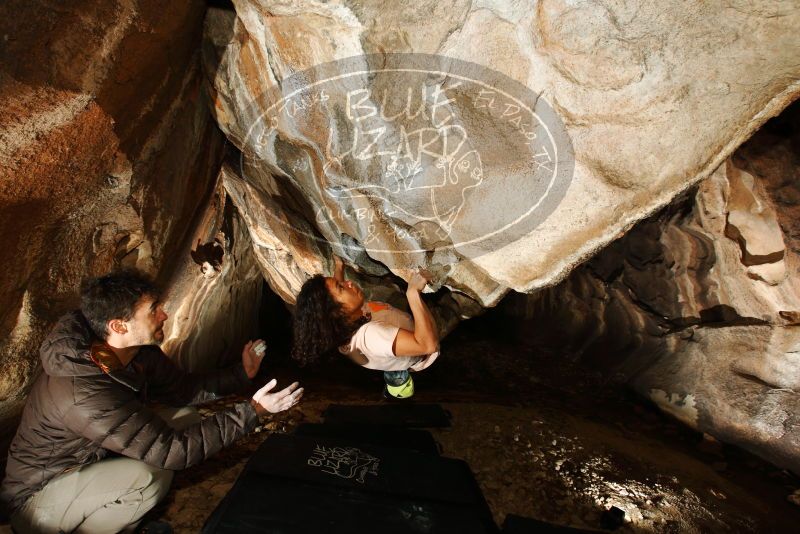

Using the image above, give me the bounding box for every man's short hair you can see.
[80,270,160,339]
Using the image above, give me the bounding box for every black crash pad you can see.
[204,470,497,534]
[322,403,451,427]
[502,514,606,533]
[294,423,441,455]
[203,433,496,534]
[247,434,479,503]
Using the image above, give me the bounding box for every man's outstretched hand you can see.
[250,379,304,416]
[242,339,267,379]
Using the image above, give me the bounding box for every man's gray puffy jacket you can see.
[1,311,259,513]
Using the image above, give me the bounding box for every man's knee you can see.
[92,462,173,526]
[74,462,173,533]
[109,459,173,507]
[142,466,173,509]
[104,460,174,508]
[10,458,174,534]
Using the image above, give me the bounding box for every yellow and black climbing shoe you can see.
[384,374,415,399]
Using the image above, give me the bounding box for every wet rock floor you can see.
[149,323,800,533]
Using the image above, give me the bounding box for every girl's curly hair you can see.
[291,275,366,366]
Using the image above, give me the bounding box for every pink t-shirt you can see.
[338,301,439,372]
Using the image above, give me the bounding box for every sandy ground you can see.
[146,321,800,533]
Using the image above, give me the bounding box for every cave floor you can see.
[149,323,800,533]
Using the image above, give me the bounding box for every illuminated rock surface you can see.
[203,0,800,303]
[197,1,800,471]
[1,0,800,500]
[0,0,225,438]
[502,109,800,471]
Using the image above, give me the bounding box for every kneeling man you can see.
[1,270,303,533]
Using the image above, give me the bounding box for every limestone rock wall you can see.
[199,1,800,470]
[501,106,800,471]
[2,0,800,476]
[0,0,226,440]
[199,1,800,468]
[202,0,800,309]
[161,171,265,373]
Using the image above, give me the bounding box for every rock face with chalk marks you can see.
[499,106,800,472]
[202,0,800,305]
[200,1,800,471]
[2,0,800,480]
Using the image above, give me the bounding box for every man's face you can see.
[125,295,168,346]
[325,277,364,316]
